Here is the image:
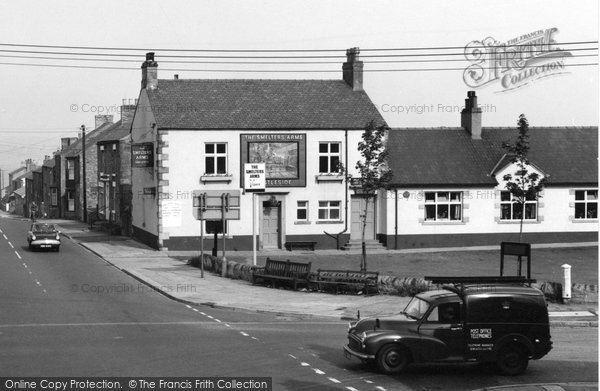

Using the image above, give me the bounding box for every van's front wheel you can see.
[496,344,529,375]
[376,344,409,374]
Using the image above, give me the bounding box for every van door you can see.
[419,301,465,358]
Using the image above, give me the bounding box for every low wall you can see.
[188,255,598,304]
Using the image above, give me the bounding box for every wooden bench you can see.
[311,269,379,294]
[284,241,317,251]
[252,258,312,290]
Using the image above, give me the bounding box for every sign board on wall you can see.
[240,134,306,188]
[132,143,154,168]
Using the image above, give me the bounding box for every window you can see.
[51,188,58,206]
[296,201,308,221]
[426,302,460,323]
[67,190,75,211]
[205,143,227,174]
[66,159,76,181]
[318,201,341,221]
[318,142,341,174]
[424,192,462,221]
[575,190,598,219]
[500,191,537,220]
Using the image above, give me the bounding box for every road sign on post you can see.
[192,190,241,221]
[192,190,241,277]
[244,163,266,192]
[244,163,266,267]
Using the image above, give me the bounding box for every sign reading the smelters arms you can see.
[240,134,306,187]
[132,142,154,168]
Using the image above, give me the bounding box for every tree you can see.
[501,114,546,242]
[355,120,393,272]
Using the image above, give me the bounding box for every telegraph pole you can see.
[81,124,87,223]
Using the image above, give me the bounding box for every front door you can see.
[261,201,280,249]
[351,196,375,240]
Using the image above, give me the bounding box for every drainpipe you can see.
[394,188,398,249]
[324,130,349,249]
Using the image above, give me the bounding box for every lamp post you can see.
[81,124,87,223]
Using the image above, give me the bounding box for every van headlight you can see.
[31,235,36,240]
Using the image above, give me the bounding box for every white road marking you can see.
[363,379,373,384]
[14,251,21,259]
[240,331,250,337]
[35,280,41,286]
[327,377,341,384]
[207,315,214,319]
[8,241,13,248]
[288,354,297,359]
[251,336,258,340]
[375,387,387,391]
[214,319,222,323]
[300,362,310,367]
[185,305,192,309]
[224,324,231,327]
[3,234,7,240]
[22,263,28,268]
[192,308,199,312]
[199,312,206,316]
[549,311,596,317]
[346,387,359,391]
[0,321,218,328]
[312,368,325,375]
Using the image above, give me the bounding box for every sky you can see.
[0,0,597,181]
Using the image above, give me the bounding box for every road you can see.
[0,217,597,391]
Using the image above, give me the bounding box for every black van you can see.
[344,277,552,375]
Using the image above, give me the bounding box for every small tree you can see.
[355,120,393,272]
[501,114,546,242]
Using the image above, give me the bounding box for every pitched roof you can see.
[63,122,114,157]
[387,127,598,187]
[95,119,131,143]
[13,187,25,198]
[146,79,384,130]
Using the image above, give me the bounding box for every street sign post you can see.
[192,190,241,276]
[244,163,266,267]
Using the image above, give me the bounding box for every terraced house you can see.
[380,91,598,249]
[130,49,385,250]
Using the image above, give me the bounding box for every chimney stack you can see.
[120,99,136,125]
[141,52,158,90]
[61,137,78,150]
[342,47,363,92]
[461,91,482,139]
[95,115,114,129]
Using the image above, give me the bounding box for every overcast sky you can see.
[0,0,597,177]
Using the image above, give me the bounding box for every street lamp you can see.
[81,125,87,223]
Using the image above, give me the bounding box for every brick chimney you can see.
[141,52,158,90]
[461,91,482,139]
[61,137,78,150]
[95,115,114,129]
[343,47,363,91]
[120,99,136,124]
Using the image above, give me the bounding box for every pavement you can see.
[10,214,598,326]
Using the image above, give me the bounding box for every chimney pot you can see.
[174,74,179,80]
